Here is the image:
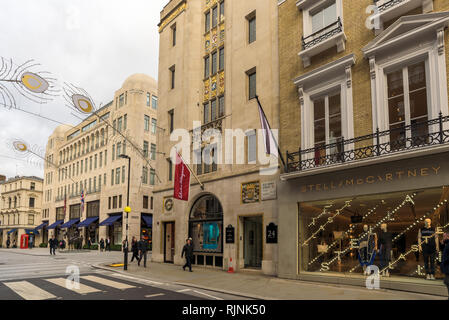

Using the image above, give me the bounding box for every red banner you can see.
[174,152,191,201]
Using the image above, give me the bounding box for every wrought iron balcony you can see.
[302,17,343,50]
[374,0,407,13]
[286,113,449,173]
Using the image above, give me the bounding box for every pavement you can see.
[0,248,244,300]
[1,248,447,300]
[93,254,449,300]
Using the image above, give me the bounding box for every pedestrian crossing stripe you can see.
[46,277,101,294]
[82,275,135,290]
[3,281,56,300]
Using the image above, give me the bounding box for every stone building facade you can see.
[0,176,43,248]
[152,0,280,275]
[41,74,158,248]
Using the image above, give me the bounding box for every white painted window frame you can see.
[297,0,345,68]
[368,31,448,136]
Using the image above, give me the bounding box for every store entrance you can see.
[164,222,175,263]
[243,216,263,269]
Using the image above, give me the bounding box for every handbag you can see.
[317,244,329,253]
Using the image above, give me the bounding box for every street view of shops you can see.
[1,0,449,309]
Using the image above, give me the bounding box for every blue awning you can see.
[35,222,48,231]
[46,220,64,230]
[77,217,99,228]
[26,229,39,235]
[60,219,80,229]
[141,215,153,227]
[7,229,17,235]
[99,214,122,227]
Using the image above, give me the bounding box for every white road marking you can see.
[145,293,165,298]
[108,273,163,285]
[177,288,191,293]
[3,281,56,300]
[45,278,101,294]
[193,290,223,300]
[82,275,135,290]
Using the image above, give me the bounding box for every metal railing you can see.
[302,17,343,50]
[286,113,449,173]
[374,0,407,13]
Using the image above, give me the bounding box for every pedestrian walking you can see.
[181,238,194,272]
[130,237,139,262]
[49,236,56,255]
[137,236,148,267]
[87,237,91,250]
[441,232,449,299]
[106,238,111,252]
[100,238,105,252]
[12,239,16,248]
[29,236,33,249]
[6,238,10,249]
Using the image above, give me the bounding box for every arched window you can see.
[189,194,223,253]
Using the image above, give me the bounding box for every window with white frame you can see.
[311,1,336,34]
[363,13,449,140]
[294,54,355,156]
[386,61,429,149]
[313,92,342,162]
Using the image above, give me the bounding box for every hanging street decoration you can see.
[0,57,58,109]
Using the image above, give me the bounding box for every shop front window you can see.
[189,195,223,253]
[298,187,449,279]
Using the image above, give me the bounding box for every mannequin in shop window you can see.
[378,223,393,277]
[418,218,440,280]
[358,224,377,275]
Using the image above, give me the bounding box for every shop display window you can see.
[298,187,449,279]
[189,195,223,253]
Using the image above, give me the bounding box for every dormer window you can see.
[297,0,346,68]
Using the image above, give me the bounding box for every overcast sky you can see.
[0,0,168,180]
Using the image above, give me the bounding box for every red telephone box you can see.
[20,234,29,249]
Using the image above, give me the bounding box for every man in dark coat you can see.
[49,236,57,255]
[6,238,10,248]
[106,238,111,251]
[441,232,449,299]
[130,237,139,262]
[182,238,194,272]
[137,237,148,267]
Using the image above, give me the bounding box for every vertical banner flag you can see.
[174,152,191,201]
[64,194,67,215]
[257,101,279,158]
[81,189,85,214]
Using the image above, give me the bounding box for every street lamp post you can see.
[119,154,131,271]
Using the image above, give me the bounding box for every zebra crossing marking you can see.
[145,293,165,298]
[45,277,101,295]
[3,281,56,300]
[82,275,135,290]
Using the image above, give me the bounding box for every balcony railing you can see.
[286,113,449,173]
[302,17,343,50]
[374,0,407,13]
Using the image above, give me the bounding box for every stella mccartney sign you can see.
[299,165,441,194]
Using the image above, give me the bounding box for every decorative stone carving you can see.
[437,28,445,56]
[369,57,376,80]
[345,66,352,88]
[298,86,304,106]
